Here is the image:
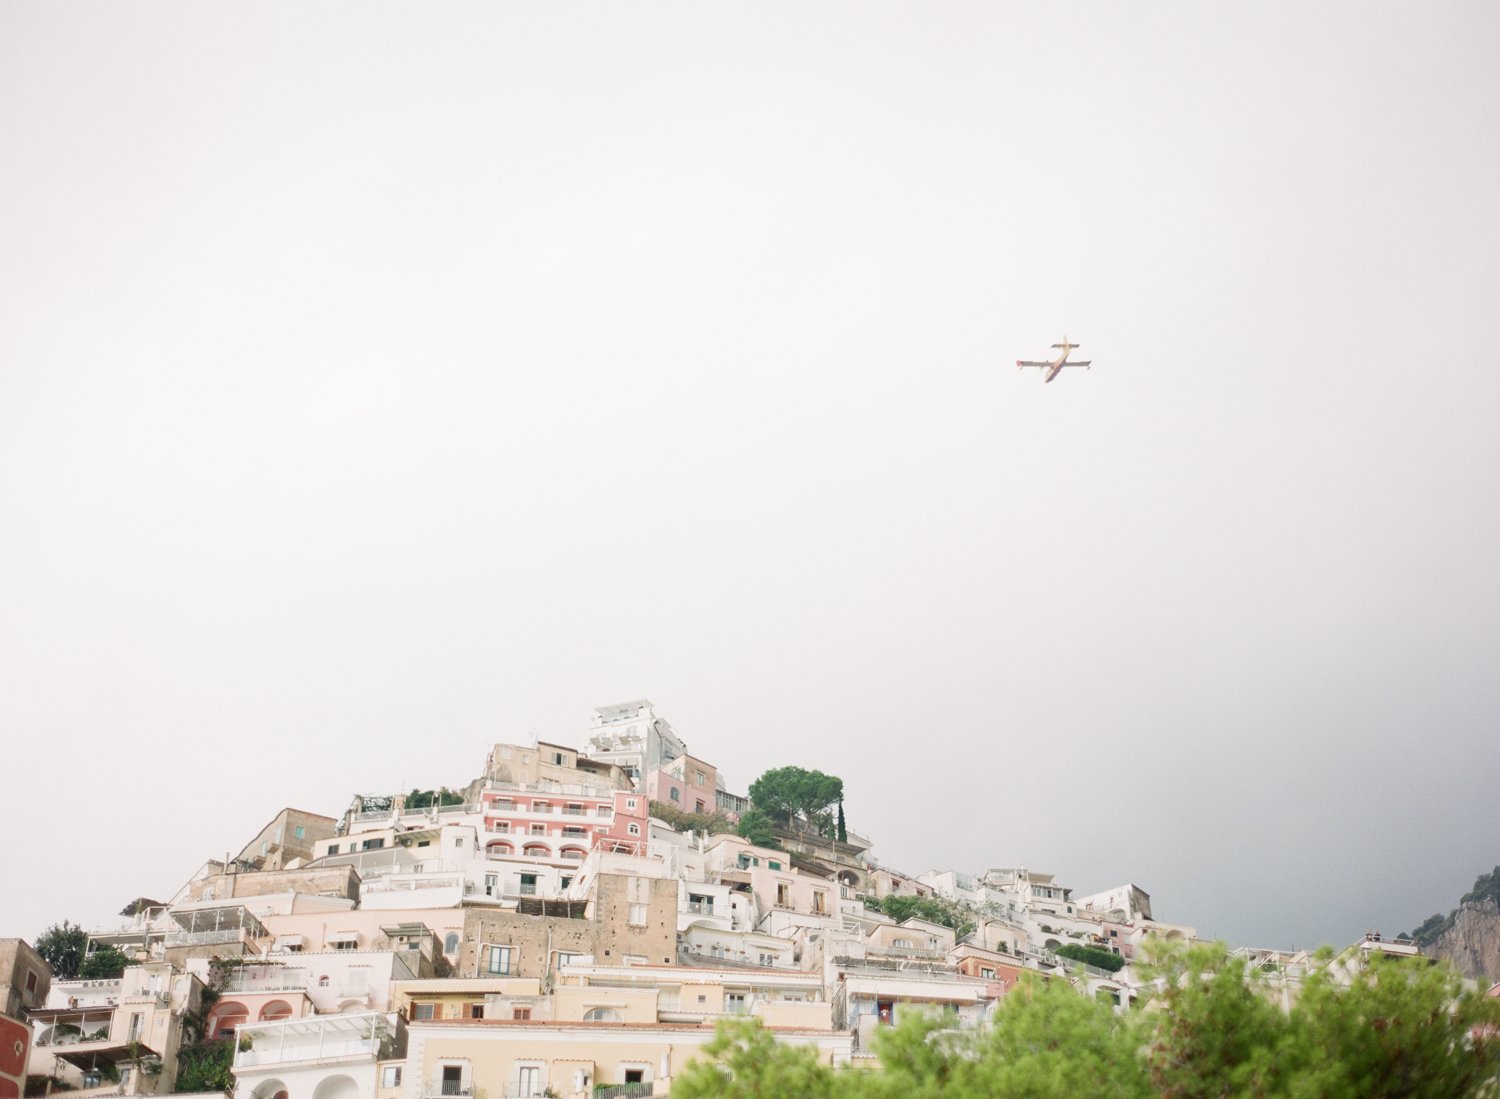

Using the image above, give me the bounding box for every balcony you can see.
[594,1086,653,1099]
[868,944,947,961]
[165,929,254,947]
[560,807,589,817]
[221,969,311,994]
[422,1086,473,1099]
[233,1012,395,1070]
[686,902,716,916]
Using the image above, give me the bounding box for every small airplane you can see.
[1017,337,1092,383]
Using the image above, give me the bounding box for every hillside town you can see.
[0,700,1437,1099]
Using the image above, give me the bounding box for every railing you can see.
[488,780,615,797]
[867,945,946,960]
[362,875,465,894]
[595,1085,653,1099]
[423,1085,473,1098]
[221,971,310,994]
[165,930,248,947]
[354,809,392,822]
[686,902,716,916]
[561,807,588,816]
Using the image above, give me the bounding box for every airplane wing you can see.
[1054,360,1092,368]
[1016,360,1053,368]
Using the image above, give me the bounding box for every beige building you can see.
[234,809,341,872]
[484,741,632,795]
[459,873,679,978]
[404,1014,850,1098]
[28,963,204,1098]
[0,938,50,1020]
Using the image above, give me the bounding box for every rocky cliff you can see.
[1404,865,1500,984]
[1424,896,1500,984]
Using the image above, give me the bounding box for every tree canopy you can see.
[671,942,1500,1099]
[734,808,779,848]
[747,766,843,832]
[34,921,88,979]
[79,945,132,980]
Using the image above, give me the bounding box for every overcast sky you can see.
[3,1,1498,951]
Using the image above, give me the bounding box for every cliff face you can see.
[1425,896,1500,984]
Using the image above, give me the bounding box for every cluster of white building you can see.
[2,698,1414,1099]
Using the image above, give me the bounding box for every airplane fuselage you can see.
[1045,341,1076,383]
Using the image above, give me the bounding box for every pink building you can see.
[480,788,649,865]
[647,754,723,818]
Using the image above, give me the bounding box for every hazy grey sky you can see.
[3,1,1498,950]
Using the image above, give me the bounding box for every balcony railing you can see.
[165,929,249,947]
[423,1085,473,1098]
[221,971,310,994]
[867,945,946,960]
[595,1085,653,1099]
[686,902,716,916]
[560,807,589,817]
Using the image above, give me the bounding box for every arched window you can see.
[560,847,587,861]
[523,843,549,858]
[487,841,513,857]
[444,932,459,955]
[669,787,680,802]
[582,1007,623,1023]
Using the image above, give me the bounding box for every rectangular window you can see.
[695,800,705,813]
[776,884,790,907]
[695,770,706,785]
[981,968,996,979]
[468,1003,483,1019]
[295,825,306,840]
[362,838,385,850]
[768,860,782,871]
[412,1002,436,1020]
[440,1066,463,1096]
[127,1013,143,1041]
[25,972,37,994]
[512,1007,531,1020]
[628,903,647,926]
[813,891,827,914]
[530,823,545,835]
[487,945,513,975]
[726,993,747,1014]
[381,1066,402,1088]
[327,843,339,855]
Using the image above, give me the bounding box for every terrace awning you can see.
[55,1043,160,1070]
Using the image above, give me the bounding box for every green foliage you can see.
[174,1039,234,1093]
[747,766,844,830]
[1053,942,1125,973]
[405,787,465,809]
[1463,865,1500,908]
[671,1017,837,1099]
[34,921,88,979]
[649,800,736,836]
[734,809,779,849]
[836,799,847,843]
[79,946,132,980]
[670,943,1500,1099]
[864,894,975,940]
[1402,865,1500,947]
